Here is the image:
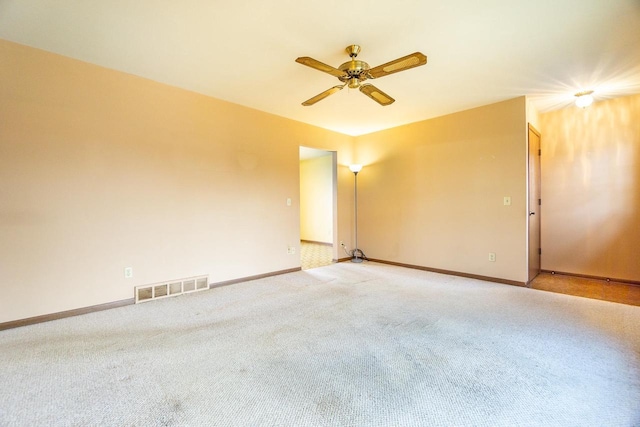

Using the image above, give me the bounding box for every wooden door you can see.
[528,124,541,284]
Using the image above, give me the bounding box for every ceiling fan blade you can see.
[295,57,347,78]
[302,85,345,106]
[368,52,427,79]
[359,84,395,106]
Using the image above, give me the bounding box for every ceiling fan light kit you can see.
[296,45,427,106]
[574,90,594,108]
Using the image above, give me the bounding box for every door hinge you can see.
[538,198,541,206]
[538,248,542,255]
[538,149,541,156]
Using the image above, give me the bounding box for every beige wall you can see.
[300,155,333,243]
[354,97,529,283]
[4,35,634,327]
[0,40,355,323]
[539,94,640,281]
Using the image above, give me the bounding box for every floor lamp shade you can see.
[349,164,363,174]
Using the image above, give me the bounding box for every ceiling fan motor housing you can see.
[338,60,370,88]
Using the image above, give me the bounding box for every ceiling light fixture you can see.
[574,90,594,108]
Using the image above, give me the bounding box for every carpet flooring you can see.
[1,262,639,426]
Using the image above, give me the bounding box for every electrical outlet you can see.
[287,246,296,255]
[488,253,496,262]
[124,267,133,278]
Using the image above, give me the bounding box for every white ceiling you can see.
[1,0,639,136]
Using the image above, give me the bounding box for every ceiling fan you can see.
[295,45,427,107]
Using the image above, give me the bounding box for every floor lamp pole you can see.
[350,164,363,263]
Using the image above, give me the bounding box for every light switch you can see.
[286,198,292,206]
[503,196,511,206]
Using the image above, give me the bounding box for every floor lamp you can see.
[349,164,364,263]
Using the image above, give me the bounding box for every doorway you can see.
[528,124,541,284]
[299,147,337,270]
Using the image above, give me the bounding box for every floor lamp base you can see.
[351,248,365,263]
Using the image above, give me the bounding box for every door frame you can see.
[298,147,338,263]
[527,124,542,284]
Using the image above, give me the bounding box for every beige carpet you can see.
[1,262,639,426]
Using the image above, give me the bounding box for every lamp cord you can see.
[341,243,369,261]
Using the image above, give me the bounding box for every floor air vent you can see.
[135,275,208,304]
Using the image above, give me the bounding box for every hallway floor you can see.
[530,272,640,306]
[300,241,333,270]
